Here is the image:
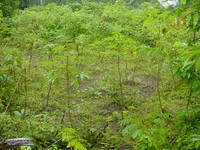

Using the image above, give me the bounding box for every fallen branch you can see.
[0,138,33,149]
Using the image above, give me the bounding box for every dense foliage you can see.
[0,0,199,149]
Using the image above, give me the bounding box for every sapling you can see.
[116,46,124,109]
[45,70,57,108]
[61,56,73,127]
[43,44,57,108]
[105,33,126,117]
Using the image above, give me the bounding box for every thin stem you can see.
[23,68,28,118]
[169,63,176,90]
[186,86,192,112]
[46,82,52,107]
[157,63,163,113]
[117,51,125,120]
[28,49,33,75]
[66,56,73,127]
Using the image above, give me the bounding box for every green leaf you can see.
[131,129,142,139]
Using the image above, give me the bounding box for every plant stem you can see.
[46,81,52,107]
[23,68,28,118]
[66,56,73,127]
[169,63,176,90]
[117,51,125,120]
[186,86,192,112]
[28,49,33,75]
[157,63,163,113]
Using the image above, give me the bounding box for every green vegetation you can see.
[0,0,200,149]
